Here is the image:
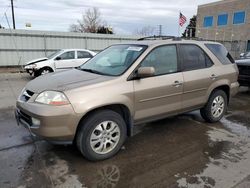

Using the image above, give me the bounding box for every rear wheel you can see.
[200,90,228,123]
[76,110,127,161]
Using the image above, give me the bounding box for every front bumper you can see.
[15,100,81,143]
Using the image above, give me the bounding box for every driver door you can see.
[133,45,183,123]
[54,51,76,70]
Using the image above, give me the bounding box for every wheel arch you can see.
[41,66,54,72]
[209,85,230,104]
[74,104,133,142]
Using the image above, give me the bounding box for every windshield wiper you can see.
[80,68,109,76]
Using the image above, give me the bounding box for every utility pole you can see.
[159,25,162,36]
[11,0,16,29]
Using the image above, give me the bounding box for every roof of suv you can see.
[122,38,221,47]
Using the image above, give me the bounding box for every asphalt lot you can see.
[0,73,250,188]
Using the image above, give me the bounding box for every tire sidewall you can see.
[207,90,228,122]
[77,110,127,161]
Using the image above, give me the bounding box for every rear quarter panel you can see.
[205,63,239,102]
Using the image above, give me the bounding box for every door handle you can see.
[172,81,182,87]
[210,74,218,80]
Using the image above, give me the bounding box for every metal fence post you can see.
[43,34,47,56]
[85,36,88,49]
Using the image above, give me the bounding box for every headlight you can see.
[25,64,37,69]
[35,91,69,105]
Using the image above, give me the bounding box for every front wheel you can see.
[34,67,53,77]
[76,110,127,161]
[200,90,228,123]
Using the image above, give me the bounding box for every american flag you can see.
[179,13,187,27]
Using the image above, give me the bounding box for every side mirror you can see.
[55,56,61,61]
[136,67,155,78]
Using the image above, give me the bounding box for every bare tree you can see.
[70,7,104,33]
[134,26,156,36]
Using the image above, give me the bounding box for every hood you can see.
[235,59,250,66]
[25,69,115,93]
[25,57,48,65]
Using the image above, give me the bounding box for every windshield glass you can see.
[80,44,147,76]
[47,50,63,59]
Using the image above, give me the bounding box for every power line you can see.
[0,6,10,24]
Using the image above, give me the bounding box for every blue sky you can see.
[0,0,218,35]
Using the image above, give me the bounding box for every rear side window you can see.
[180,44,213,71]
[205,44,234,64]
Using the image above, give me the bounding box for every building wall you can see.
[0,29,140,66]
[196,0,250,42]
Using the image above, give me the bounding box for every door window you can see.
[77,51,93,59]
[180,44,213,71]
[58,51,75,60]
[140,45,178,76]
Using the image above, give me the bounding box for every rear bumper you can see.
[230,82,240,97]
[15,100,81,143]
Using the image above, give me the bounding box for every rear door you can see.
[76,50,94,66]
[179,44,215,111]
[133,45,183,123]
[54,50,76,70]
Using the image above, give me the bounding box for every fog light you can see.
[32,117,40,128]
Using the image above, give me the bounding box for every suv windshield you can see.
[80,44,147,76]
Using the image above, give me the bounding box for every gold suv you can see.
[15,37,239,161]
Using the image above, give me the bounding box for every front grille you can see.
[20,89,34,102]
[17,109,32,126]
[238,65,250,76]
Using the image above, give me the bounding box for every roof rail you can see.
[137,35,177,41]
[137,36,206,42]
[182,37,204,41]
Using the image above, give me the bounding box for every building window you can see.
[203,16,213,27]
[217,14,228,26]
[233,11,245,24]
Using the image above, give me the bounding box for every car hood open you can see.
[25,69,115,93]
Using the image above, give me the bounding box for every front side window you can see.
[180,44,213,71]
[233,11,245,24]
[203,16,213,27]
[47,50,63,59]
[218,14,228,26]
[140,45,178,76]
[58,51,75,60]
[80,45,147,76]
[205,43,234,64]
[77,51,93,59]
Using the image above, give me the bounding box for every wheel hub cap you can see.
[211,96,225,118]
[90,121,120,154]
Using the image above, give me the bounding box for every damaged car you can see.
[24,49,96,77]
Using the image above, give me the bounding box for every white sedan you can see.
[24,49,96,77]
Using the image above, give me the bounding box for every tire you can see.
[76,110,127,161]
[35,67,53,77]
[200,90,228,123]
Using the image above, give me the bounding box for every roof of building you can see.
[198,0,238,8]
